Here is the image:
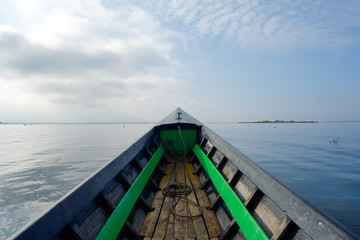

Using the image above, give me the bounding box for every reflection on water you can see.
[0,122,359,238]
[0,124,153,239]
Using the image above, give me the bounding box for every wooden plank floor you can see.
[139,159,222,239]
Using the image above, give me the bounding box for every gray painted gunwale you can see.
[10,128,156,240]
[9,108,357,240]
[200,125,357,240]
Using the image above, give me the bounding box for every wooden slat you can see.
[219,219,240,240]
[68,222,87,240]
[174,162,189,237]
[148,176,161,191]
[144,237,219,240]
[216,157,228,172]
[165,207,175,237]
[199,190,211,208]
[152,195,173,238]
[153,165,177,238]
[131,159,143,173]
[194,164,203,175]
[139,163,174,237]
[156,165,166,175]
[96,191,116,213]
[183,163,197,238]
[123,221,142,240]
[229,170,242,188]
[207,146,217,159]
[244,188,263,212]
[209,195,223,211]
[116,172,131,189]
[200,177,211,190]
[199,137,207,149]
[188,216,197,238]
[146,146,154,157]
[197,239,219,240]
[272,217,292,240]
[185,163,211,208]
[184,164,209,238]
[185,163,222,237]
[139,196,165,236]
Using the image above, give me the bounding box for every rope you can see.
[178,126,187,160]
[162,182,192,197]
[162,126,191,163]
[162,182,203,219]
[157,126,192,163]
[160,126,202,219]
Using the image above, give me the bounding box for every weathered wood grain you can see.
[139,163,174,237]
[185,163,222,237]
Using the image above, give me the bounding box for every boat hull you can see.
[10,108,357,240]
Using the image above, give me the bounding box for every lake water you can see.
[0,122,359,239]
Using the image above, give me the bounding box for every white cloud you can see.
[1,0,360,122]
[26,10,95,49]
[0,1,188,121]
[127,0,360,51]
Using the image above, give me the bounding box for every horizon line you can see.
[1,120,360,125]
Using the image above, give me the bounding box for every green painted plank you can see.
[160,129,197,154]
[193,144,269,240]
[95,147,164,240]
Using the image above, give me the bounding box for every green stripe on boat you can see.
[193,144,270,240]
[95,147,164,240]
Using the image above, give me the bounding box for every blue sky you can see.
[0,0,359,122]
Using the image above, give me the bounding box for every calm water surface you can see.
[209,122,360,237]
[0,124,153,239]
[0,122,359,239]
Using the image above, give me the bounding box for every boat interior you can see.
[14,110,355,240]
[55,127,294,240]
[139,156,223,239]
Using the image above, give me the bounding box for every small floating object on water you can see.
[329,137,340,144]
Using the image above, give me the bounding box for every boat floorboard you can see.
[139,157,222,239]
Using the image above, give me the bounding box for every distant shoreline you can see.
[206,120,360,124]
[0,122,157,125]
[2,120,360,125]
[239,120,318,123]
[205,120,318,124]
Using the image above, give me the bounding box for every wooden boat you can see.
[10,108,356,240]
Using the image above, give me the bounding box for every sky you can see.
[1,0,360,123]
